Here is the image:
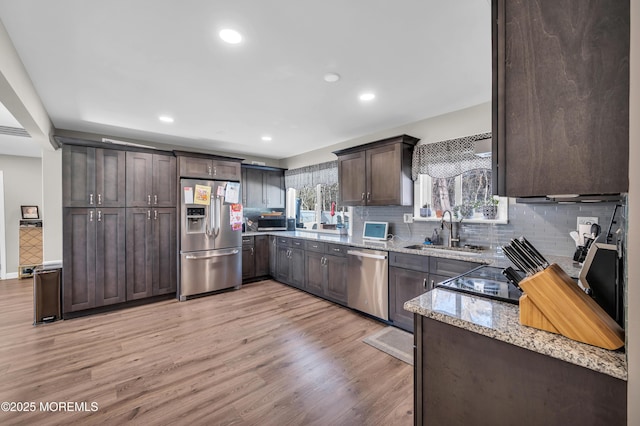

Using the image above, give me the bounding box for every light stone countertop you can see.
[404,288,627,381]
[242,230,582,277]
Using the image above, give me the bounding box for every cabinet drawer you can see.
[242,236,254,246]
[389,251,429,272]
[305,241,326,253]
[326,244,347,256]
[277,237,290,246]
[429,257,481,278]
[290,239,304,248]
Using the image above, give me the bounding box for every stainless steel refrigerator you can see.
[179,178,242,300]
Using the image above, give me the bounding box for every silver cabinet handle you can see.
[367,192,371,201]
[213,166,217,176]
[89,210,94,221]
[154,195,158,205]
[97,210,102,222]
[332,248,341,252]
[89,193,94,205]
[97,194,102,205]
[430,279,435,288]
[154,210,158,220]
[208,164,212,176]
[361,192,365,201]
[250,247,254,256]
[147,195,151,205]
[423,278,427,290]
[147,210,151,220]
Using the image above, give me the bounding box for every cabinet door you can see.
[495,0,629,196]
[95,149,126,207]
[242,245,255,280]
[126,208,154,300]
[337,151,366,205]
[126,152,154,207]
[264,169,285,208]
[269,236,278,277]
[63,145,96,207]
[152,208,177,295]
[289,247,306,289]
[244,168,266,208]
[325,254,347,305]
[366,143,402,205]
[305,251,324,296]
[276,246,290,283]
[63,208,96,312]
[211,160,241,181]
[254,235,270,277]
[179,156,213,179]
[95,208,126,306]
[153,155,177,207]
[389,266,429,332]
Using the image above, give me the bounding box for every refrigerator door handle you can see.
[215,196,221,237]
[185,249,240,260]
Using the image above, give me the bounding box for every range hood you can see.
[515,194,625,204]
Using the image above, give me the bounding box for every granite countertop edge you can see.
[404,290,627,381]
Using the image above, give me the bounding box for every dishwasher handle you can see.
[346,250,387,260]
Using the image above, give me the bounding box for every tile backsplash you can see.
[352,201,623,257]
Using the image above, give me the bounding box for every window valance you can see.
[411,132,492,180]
[284,160,338,190]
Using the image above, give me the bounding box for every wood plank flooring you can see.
[0,278,413,425]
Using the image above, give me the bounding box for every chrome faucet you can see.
[440,210,461,247]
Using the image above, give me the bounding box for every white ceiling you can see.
[0,0,491,160]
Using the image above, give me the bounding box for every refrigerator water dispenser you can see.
[186,207,206,234]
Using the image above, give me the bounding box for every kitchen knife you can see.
[518,236,549,269]
[510,239,544,272]
[502,245,534,275]
[502,266,523,289]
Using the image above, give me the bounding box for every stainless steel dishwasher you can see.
[346,248,389,320]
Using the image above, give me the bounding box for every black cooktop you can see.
[435,265,523,305]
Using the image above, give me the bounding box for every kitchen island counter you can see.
[404,288,627,380]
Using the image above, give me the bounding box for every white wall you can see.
[281,102,491,169]
[628,0,639,424]
[0,155,42,275]
[41,149,62,264]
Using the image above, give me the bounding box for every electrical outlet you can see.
[403,213,414,223]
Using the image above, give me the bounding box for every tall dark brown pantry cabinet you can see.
[492,0,629,197]
[61,141,177,316]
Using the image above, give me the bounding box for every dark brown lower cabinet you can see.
[304,249,347,305]
[276,243,305,290]
[415,316,626,425]
[126,208,176,300]
[389,266,429,332]
[254,235,269,277]
[63,208,126,313]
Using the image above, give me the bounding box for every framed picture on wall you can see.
[21,205,39,220]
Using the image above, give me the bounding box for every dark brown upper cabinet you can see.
[177,155,242,181]
[492,0,629,197]
[63,145,126,207]
[241,166,285,209]
[126,152,176,207]
[333,134,419,206]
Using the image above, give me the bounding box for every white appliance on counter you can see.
[179,178,242,300]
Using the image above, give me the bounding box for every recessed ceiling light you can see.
[219,29,242,44]
[359,93,376,101]
[158,115,174,123]
[261,136,272,142]
[323,72,341,83]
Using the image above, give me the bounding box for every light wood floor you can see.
[0,278,413,425]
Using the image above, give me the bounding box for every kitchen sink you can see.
[403,244,485,256]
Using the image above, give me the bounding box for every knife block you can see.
[518,264,624,350]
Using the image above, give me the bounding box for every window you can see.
[415,168,507,223]
[411,133,507,223]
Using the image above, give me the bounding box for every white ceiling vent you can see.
[0,125,30,137]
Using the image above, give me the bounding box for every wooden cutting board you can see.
[518,264,624,350]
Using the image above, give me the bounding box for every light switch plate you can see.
[403,213,413,223]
